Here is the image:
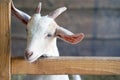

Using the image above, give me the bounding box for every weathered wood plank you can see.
[0,0,11,80]
[12,57,120,75]
[13,0,120,9]
[13,0,94,9]
[12,9,120,39]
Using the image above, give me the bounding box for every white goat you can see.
[12,1,84,80]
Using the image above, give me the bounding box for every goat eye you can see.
[26,28,28,32]
[47,34,52,37]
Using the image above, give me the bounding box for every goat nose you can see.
[25,51,33,59]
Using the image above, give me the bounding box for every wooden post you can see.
[0,0,11,80]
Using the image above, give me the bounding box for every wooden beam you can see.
[0,0,11,80]
[12,57,120,75]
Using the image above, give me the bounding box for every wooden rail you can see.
[12,57,120,75]
[0,0,11,80]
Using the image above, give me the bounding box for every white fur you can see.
[26,14,58,62]
[12,1,82,80]
[26,13,70,80]
[25,9,81,80]
[34,75,69,80]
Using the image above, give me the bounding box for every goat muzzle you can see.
[25,50,33,59]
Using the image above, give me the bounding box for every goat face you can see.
[12,2,84,62]
[25,15,59,62]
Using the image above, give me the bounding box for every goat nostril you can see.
[25,51,33,58]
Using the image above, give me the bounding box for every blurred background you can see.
[11,0,120,80]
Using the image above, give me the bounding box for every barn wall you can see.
[12,0,120,57]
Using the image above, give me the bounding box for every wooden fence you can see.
[12,57,120,75]
[0,0,120,80]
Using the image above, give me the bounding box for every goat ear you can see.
[55,27,84,44]
[11,1,31,25]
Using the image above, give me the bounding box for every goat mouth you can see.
[38,54,48,59]
[25,54,48,62]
